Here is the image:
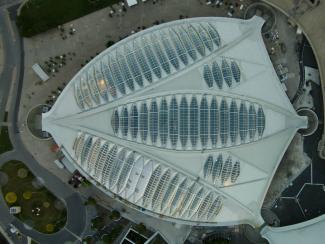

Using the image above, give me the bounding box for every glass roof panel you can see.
[169,97,178,147]
[230,100,238,145]
[152,169,171,210]
[100,59,117,98]
[87,68,101,105]
[111,109,119,134]
[220,99,229,146]
[188,25,205,56]
[239,102,248,142]
[169,29,189,65]
[212,61,223,89]
[203,155,214,179]
[200,96,209,147]
[108,149,126,188]
[142,37,162,79]
[108,56,126,94]
[116,52,134,91]
[160,32,180,69]
[231,161,240,183]
[150,100,158,144]
[121,107,129,137]
[130,105,138,139]
[134,40,153,82]
[179,97,188,147]
[177,26,197,61]
[212,154,223,184]
[231,61,241,83]
[210,97,218,146]
[190,96,199,147]
[117,151,134,192]
[257,107,265,137]
[124,45,144,87]
[249,105,257,140]
[161,173,179,211]
[207,23,221,47]
[142,165,162,207]
[159,98,169,146]
[151,33,171,74]
[198,24,214,51]
[139,103,148,142]
[80,136,93,167]
[221,157,232,185]
[203,64,214,88]
[222,59,232,87]
[101,145,117,185]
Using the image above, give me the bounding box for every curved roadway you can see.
[0,3,87,244]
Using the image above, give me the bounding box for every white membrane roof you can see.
[42,16,307,226]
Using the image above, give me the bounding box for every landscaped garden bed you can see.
[0,160,67,233]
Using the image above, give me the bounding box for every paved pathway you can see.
[0,3,87,244]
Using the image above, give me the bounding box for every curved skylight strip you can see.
[101,145,117,185]
[142,165,162,207]
[203,65,214,88]
[87,138,101,174]
[221,157,232,185]
[212,61,223,89]
[239,102,248,142]
[222,59,232,87]
[142,37,162,79]
[139,103,148,142]
[116,52,135,91]
[130,105,139,139]
[100,59,117,98]
[80,136,93,168]
[231,161,240,183]
[94,142,110,180]
[94,63,109,101]
[117,152,135,192]
[150,100,158,144]
[121,107,129,137]
[203,155,214,179]
[200,96,209,147]
[124,45,144,87]
[169,97,178,147]
[179,96,189,147]
[80,76,93,108]
[197,24,214,52]
[249,105,257,140]
[160,31,180,69]
[220,99,229,146]
[152,169,171,210]
[177,27,197,61]
[169,29,189,65]
[212,154,223,184]
[210,97,218,147]
[151,33,171,75]
[207,23,221,47]
[108,56,126,95]
[207,196,222,220]
[230,100,239,145]
[161,173,179,211]
[190,96,199,147]
[187,25,206,56]
[257,107,265,137]
[134,40,153,82]
[111,109,119,134]
[86,68,101,105]
[231,61,241,83]
[109,149,126,188]
[159,98,169,146]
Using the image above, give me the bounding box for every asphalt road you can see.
[0,3,87,244]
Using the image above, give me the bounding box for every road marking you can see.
[64,227,82,242]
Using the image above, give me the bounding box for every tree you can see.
[5,192,17,204]
[134,222,146,235]
[110,210,120,221]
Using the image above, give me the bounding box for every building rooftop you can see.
[42,16,307,227]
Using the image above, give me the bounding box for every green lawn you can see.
[17,0,120,37]
[0,160,67,233]
[0,127,13,154]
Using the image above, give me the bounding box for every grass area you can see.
[17,0,120,37]
[0,126,13,154]
[0,160,67,233]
